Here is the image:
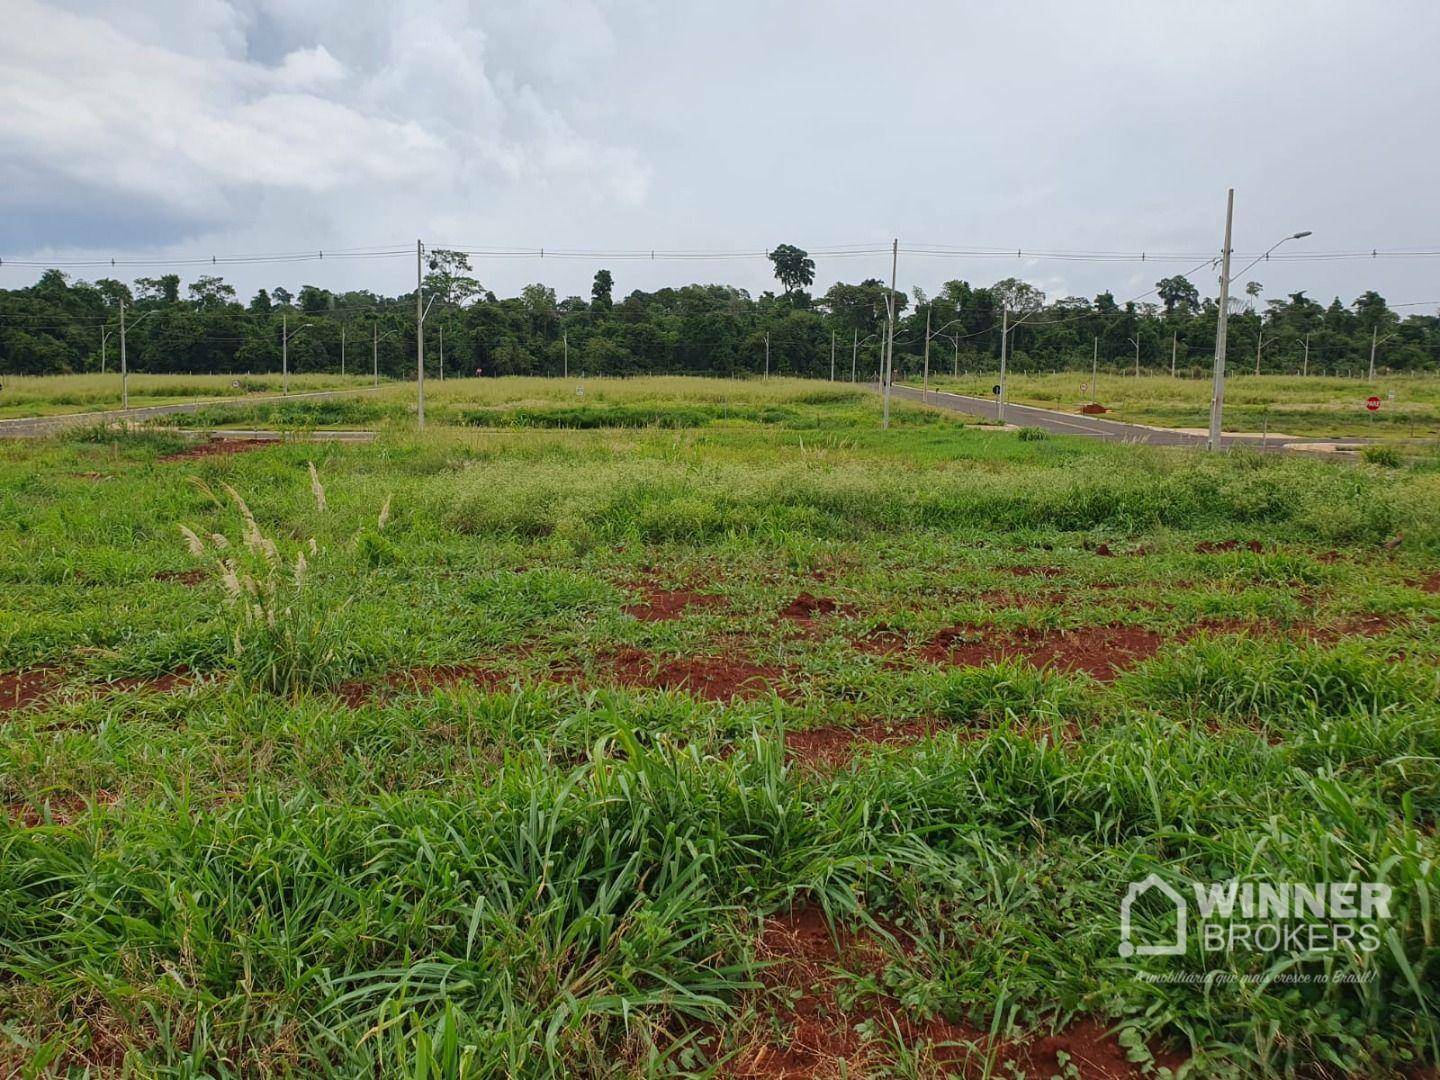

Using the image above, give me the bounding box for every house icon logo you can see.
[1119,873,1187,958]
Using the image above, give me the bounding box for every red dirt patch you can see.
[779,592,842,621]
[1079,402,1109,415]
[336,663,508,707]
[623,586,724,622]
[730,907,1183,1078]
[922,624,1167,680]
[101,670,193,695]
[729,906,980,1077]
[5,790,118,828]
[785,719,951,769]
[853,626,907,655]
[608,648,782,701]
[1005,565,1066,578]
[154,568,206,586]
[159,438,273,462]
[1195,539,1266,554]
[1418,573,1440,594]
[0,669,60,713]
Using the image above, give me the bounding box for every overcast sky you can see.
[3,0,1439,312]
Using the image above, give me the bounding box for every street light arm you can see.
[1230,231,1313,282]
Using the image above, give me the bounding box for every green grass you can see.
[1,378,1438,1076]
[926,371,1440,441]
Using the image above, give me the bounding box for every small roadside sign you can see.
[1365,396,1381,412]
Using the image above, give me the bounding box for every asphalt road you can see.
[0,386,384,438]
[882,383,1344,452]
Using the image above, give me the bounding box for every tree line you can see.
[2,247,1436,379]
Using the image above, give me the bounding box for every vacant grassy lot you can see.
[0,373,376,419]
[927,372,1440,441]
[2,379,1438,1077]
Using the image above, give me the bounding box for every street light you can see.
[997,306,1041,424]
[116,302,155,411]
[281,312,313,396]
[1207,188,1311,451]
[372,326,400,387]
[923,309,963,399]
[1368,328,1397,381]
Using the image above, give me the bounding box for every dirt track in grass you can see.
[158,438,273,462]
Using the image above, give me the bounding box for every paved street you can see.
[882,383,1355,452]
[0,386,383,438]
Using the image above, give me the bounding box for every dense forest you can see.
[2,246,1436,379]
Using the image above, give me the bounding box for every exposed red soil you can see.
[623,586,724,622]
[1079,402,1109,415]
[607,648,783,701]
[1418,573,1440,594]
[335,663,508,707]
[1194,539,1266,554]
[159,438,273,462]
[785,719,953,769]
[0,669,60,713]
[1005,565,1066,578]
[727,906,1183,1079]
[154,568,206,586]
[101,670,193,695]
[1093,543,1115,557]
[5,790,118,828]
[979,589,1066,610]
[922,624,1168,681]
[779,592,843,621]
[1317,550,1342,564]
[853,626,908,655]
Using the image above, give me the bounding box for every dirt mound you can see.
[159,438,273,462]
[1194,539,1266,554]
[154,568,206,586]
[785,719,949,769]
[780,593,839,620]
[853,626,907,655]
[923,624,1167,680]
[1079,402,1109,414]
[734,907,1183,1078]
[101,671,193,695]
[731,906,980,1077]
[1419,573,1440,594]
[608,648,781,701]
[6,790,118,828]
[623,587,723,622]
[336,664,507,707]
[0,669,59,713]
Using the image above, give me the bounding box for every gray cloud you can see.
[3,0,1439,313]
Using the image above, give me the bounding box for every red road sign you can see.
[1366,396,1381,412]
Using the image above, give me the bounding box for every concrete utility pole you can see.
[1255,330,1265,376]
[1207,189,1236,452]
[1129,336,1140,377]
[851,328,858,382]
[764,332,770,376]
[830,329,836,381]
[282,311,289,395]
[1303,332,1311,377]
[1091,337,1098,398]
[1170,331,1177,376]
[882,238,898,429]
[416,239,426,429]
[922,307,931,400]
[341,325,346,376]
[563,332,569,379]
[998,305,1010,424]
[953,337,959,378]
[119,298,129,411]
[438,324,445,381]
[373,324,379,386]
